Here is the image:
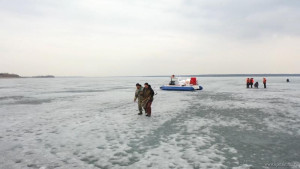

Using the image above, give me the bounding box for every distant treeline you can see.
[31,75,55,78]
[0,73,55,78]
[0,73,20,78]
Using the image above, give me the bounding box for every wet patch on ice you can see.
[0,95,54,105]
[52,89,107,94]
[0,96,25,101]
[13,98,53,105]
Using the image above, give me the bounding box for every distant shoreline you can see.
[64,74,300,78]
[125,74,300,78]
[0,73,55,78]
[170,74,300,77]
[1,73,299,78]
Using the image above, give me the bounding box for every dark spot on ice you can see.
[80,155,98,164]
[27,163,39,168]
[46,163,61,169]
[24,130,34,133]
[73,150,80,155]
[15,159,22,163]
[10,144,23,151]
[96,146,105,149]
[36,139,43,142]
[110,160,130,166]
[212,157,221,162]
[44,143,52,149]
[113,152,127,157]
[91,128,99,131]
[111,145,119,149]
[62,158,69,164]
[135,130,145,133]
[94,163,109,169]
[25,151,34,155]
[50,149,57,154]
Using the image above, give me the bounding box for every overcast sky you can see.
[1,0,299,76]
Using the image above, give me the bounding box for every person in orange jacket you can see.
[246,78,250,88]
[250,78,254,88]
[263,78,267,88]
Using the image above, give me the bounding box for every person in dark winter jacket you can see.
[142,83,154,117]
[254,82,259,88]
[169,75,177,85]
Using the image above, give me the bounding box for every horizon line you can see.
[55,73,300,78]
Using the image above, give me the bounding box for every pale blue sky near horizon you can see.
[1,0,300,76]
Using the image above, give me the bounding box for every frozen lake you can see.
[0,77,300,169]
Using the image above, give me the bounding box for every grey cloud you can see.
[173,0,300,39]
[1,0,300,40]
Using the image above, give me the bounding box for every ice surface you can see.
[0,77,300,169]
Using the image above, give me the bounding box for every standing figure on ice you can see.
[250,78,254,88]
[134,83,144,115]
[246,78,250,88]
[263,78,267,88]
[142,83,154,117]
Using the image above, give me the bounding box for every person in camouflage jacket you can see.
[134,83,144,115]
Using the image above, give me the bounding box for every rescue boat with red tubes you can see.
[160,77,203,91]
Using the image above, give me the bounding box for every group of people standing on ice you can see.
[134,83,154,117]
[246,78,267,88]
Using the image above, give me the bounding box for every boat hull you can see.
[160,85,203,91]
